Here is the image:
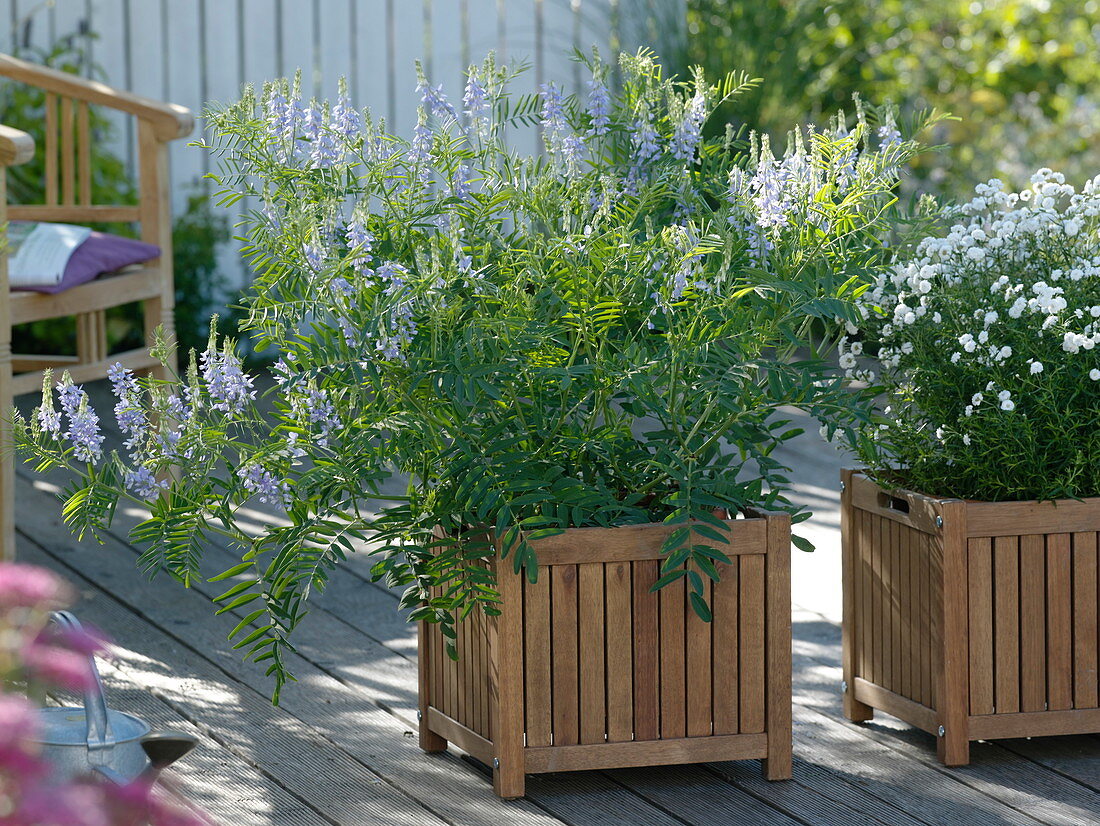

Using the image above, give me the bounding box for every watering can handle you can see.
[50,611,112,753]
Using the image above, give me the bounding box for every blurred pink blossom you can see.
[0,563,71,610]
[0,564,208,826]
[21,642,97,692]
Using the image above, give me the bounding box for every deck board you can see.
[12,384,1100,825]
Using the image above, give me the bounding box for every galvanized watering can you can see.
[36,611,198,785]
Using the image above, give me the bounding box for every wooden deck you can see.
[13,382,1100,826]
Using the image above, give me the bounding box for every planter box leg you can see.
[937,727,970,766]
[763,745,792,781]
[843,688,874,724]
[491,553,526,798]
[937,500,970,767]
[492,759,525,799]
[417,620,447,753]
[841,468,873,724]
[763,511,793,781]
[418,720,447,753]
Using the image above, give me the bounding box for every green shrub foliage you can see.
[15,51,930,700]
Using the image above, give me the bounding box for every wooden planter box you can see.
[841,469,1100,765]
[417,511,792,798]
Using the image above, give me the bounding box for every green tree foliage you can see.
[672,0,1100,197]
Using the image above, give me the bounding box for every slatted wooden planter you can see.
[841,469,1100,765]
[417,511,792,798]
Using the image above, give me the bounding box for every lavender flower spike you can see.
[36,370,61,435]
[237,463,290,506]
[671,90,707,162]
[407,110,434,172]
[56,375,105,463]
[539,82,568,145]
[586,77,611,137]
[108,362,148,452]
[416,64,458,123]
[345,216,374,273]
[463,71,489,120]
[125,465,166,499]
[331,82,363,141]
[200,344,256,416]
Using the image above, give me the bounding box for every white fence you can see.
[0,0,679,285]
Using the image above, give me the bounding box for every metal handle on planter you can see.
[49,611,112,757]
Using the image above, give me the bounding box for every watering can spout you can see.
[139,731,199,782]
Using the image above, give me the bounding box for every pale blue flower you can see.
[125,466,165,499]
[37,381,61,435]
[338,316,357,347]
[237,464,289,505]
[292,387,341,447]
[375,301,417,362]
[877,117,902,149]
[57,379,104,463]
[331,94,362,141]
[670,91,706,162]
[408,115,434,170]
[310,131,340,168]
[561,133,584,177]
[376,261,409,289]
[330,276,354,298]
[586,78,611,137]
[417,79,457,122]
[452,164,473,200]
[539,83,566,132]
[345,217,373,254]
[301,104,341,168]
[200,347,256,416]
[632,117,660,164]
[304,240,326,272]
[539,83,576,163]
[463,74,489,120]
[165,393,187,421]
[749,153,811,230]
[624,114,660,191]
[345,217,374,273]
[108,364,141,447]
[265,89,302,159]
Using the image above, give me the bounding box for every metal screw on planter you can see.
[35,612,198,785]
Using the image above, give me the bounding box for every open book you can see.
[6,222,92,288]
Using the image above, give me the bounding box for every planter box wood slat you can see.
[418,511,792,797]
[842,469,1100,765]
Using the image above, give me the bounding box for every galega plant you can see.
[15,50,926,698]
[846,169,1100,501]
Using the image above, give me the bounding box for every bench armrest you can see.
[0,123,34,166]
[0,53,193,142]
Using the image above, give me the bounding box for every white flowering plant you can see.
[846,169,1100,501]
[13,50,928,699]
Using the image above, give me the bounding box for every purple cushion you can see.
[12,230,160,294]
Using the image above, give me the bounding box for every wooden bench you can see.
[0,52,193,559]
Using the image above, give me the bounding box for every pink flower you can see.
[0,694,41,750]
[44,622,110,657]
[20,642,96,692]
[0,563,70,610]
[0,694,47,781]
[15,783,111,826]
